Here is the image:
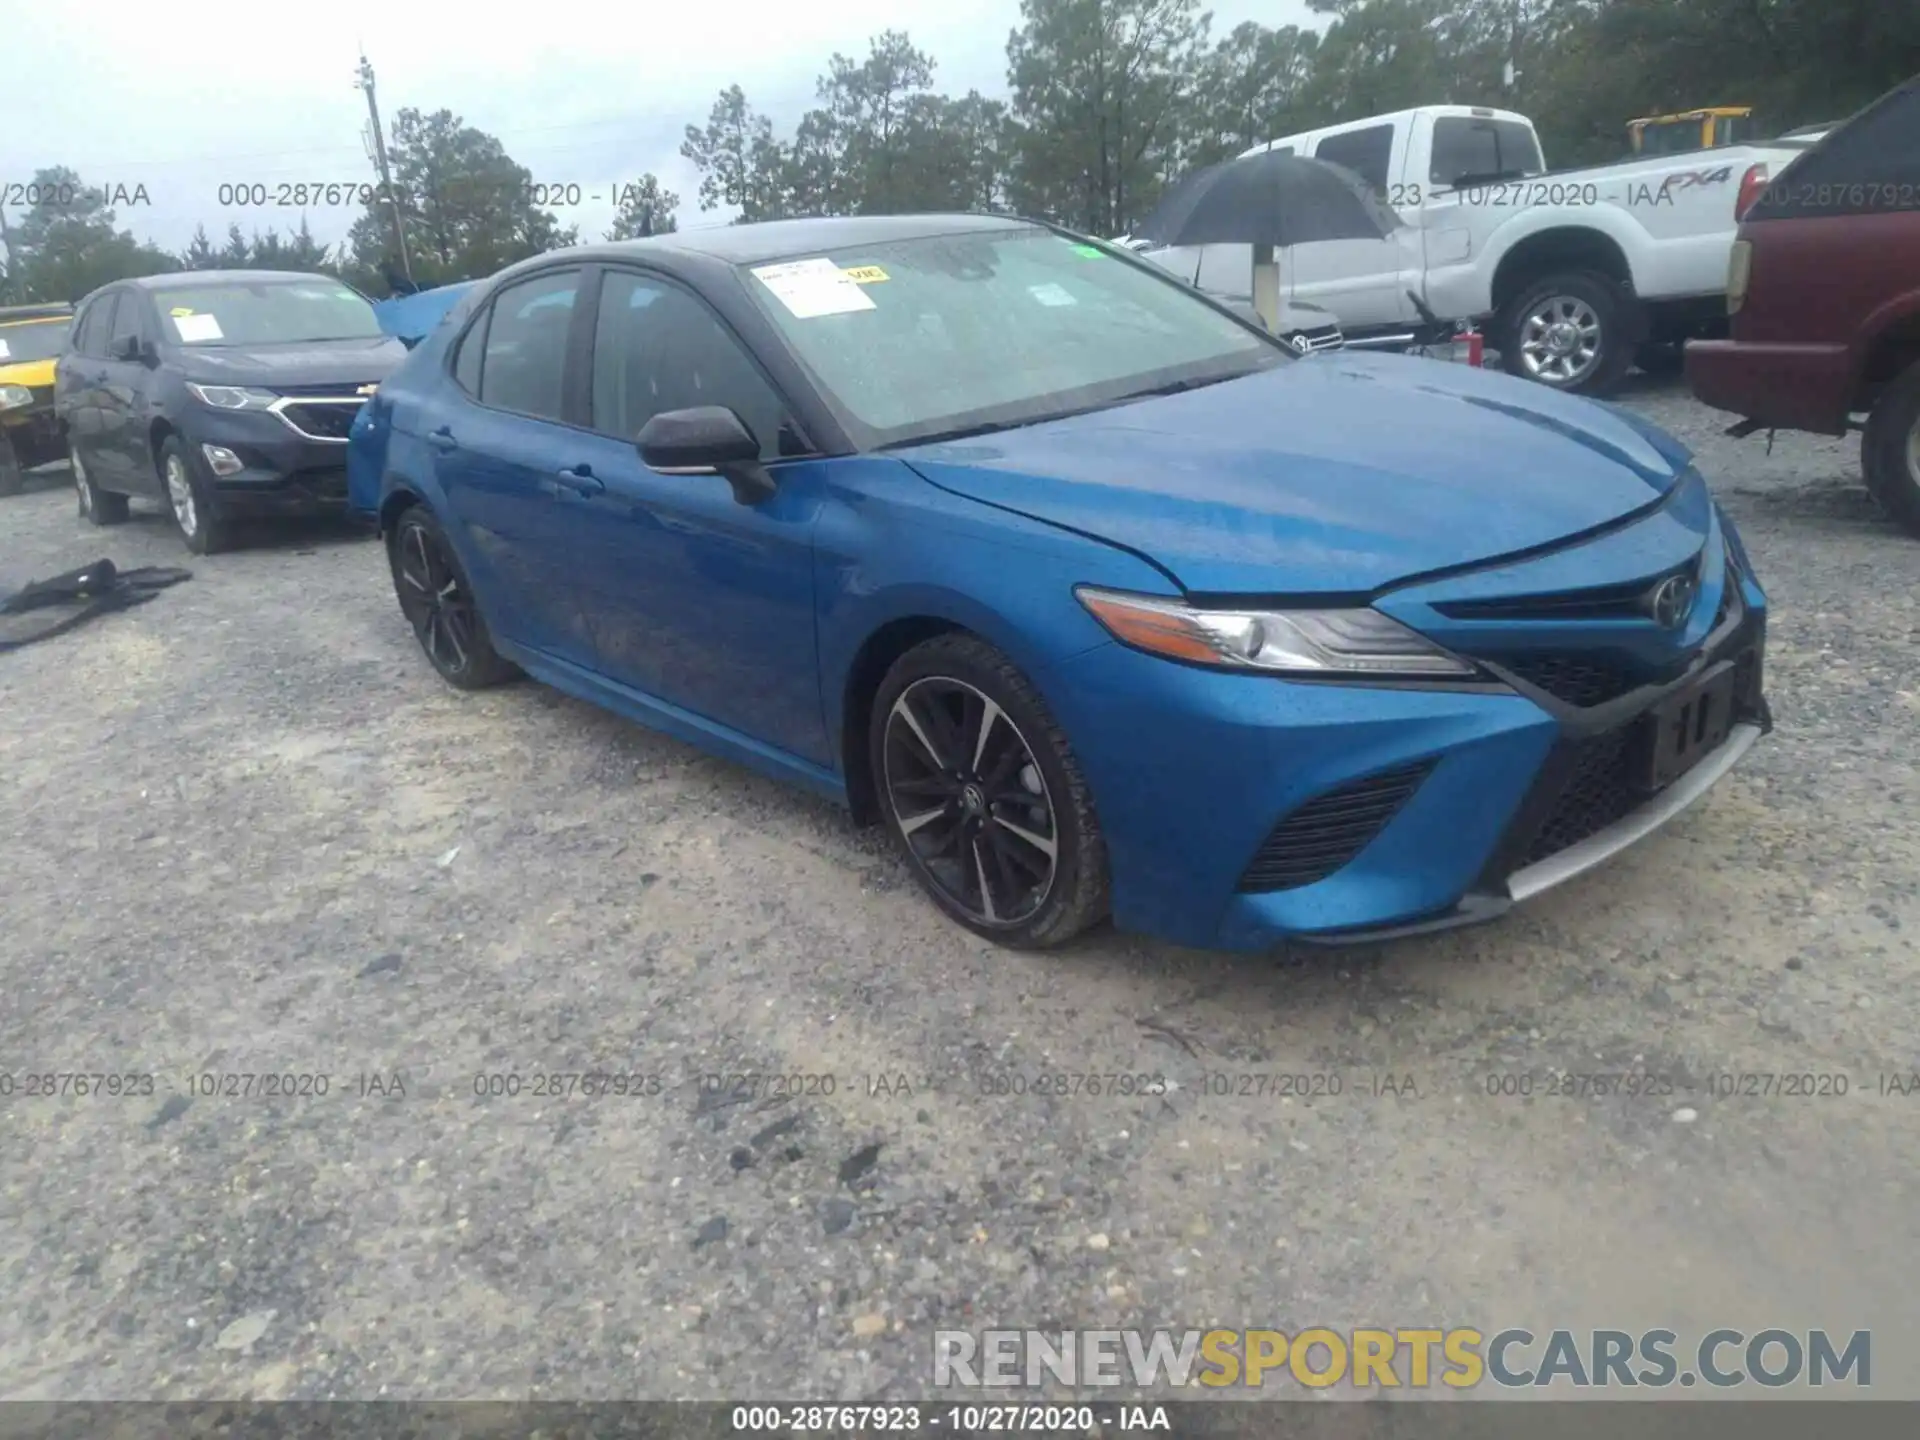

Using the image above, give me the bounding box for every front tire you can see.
[74,447,130,525]
[159,436,232,554]
[1498,270,1635,396]
[870,634,1109,949]
[387,506,519,690]
[1862,361,1920,540]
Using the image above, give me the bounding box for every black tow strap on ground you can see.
[0,558,192,654]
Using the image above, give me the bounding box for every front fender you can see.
[811,457,1171,749]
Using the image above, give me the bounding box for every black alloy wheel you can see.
[872,635,1109,948]
[388,508,518,689]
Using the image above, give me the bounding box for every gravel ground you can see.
[2,376,1918,1405]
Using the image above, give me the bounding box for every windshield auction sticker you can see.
[841,265,889,284]
[172,313,223,342]
[750,258,876,318]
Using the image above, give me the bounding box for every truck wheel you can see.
[0,432,23,497]
[1498,271,1635,397]
[1861,362,1920,540]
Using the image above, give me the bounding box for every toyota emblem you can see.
[1646,574,1696,629]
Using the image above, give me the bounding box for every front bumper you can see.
[1044,552,1770,953]
[183,403,362,515]
[1685,337,1852,436]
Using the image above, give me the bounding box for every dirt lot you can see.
[3,377,1919,1403]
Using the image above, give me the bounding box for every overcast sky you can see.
[2,0,1316,255]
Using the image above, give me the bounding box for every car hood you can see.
[0,357,58,389]
[178,335,409,389]
[896,352,1692,595]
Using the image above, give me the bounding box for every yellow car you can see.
[0,303,74,495]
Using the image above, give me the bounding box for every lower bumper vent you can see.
[1236,760,1436,894]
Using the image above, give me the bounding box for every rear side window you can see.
[1429,118,1544,186]
[1746,80,1920,221]
[477,271,580,421]
[1315,124,1394,192]
[452,311,487,394]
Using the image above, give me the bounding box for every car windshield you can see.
[148,279,382,346]
[0,318,72,365]
[739,226,1284,449]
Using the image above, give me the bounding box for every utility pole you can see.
[0,202,16,304]
[356,52,415,287]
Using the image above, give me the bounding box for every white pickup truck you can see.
[1144,104,1810,394]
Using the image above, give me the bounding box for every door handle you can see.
[548,465,605,498]
[427,427,457,452]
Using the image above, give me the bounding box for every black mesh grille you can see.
[1435,580,1653,622]
[1237,760,1435,893]
[1520,728,1644,865]
[280,402,359,439]
[1501,655,1641,708]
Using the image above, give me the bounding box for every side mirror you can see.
[635,405,774,505]
[112,335,156,365]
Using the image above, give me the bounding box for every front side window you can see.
[108,293,145,351]
[591,270,798,459]
[74,296,117,358]
[477,271,580,422]
[741,226,1281,449]
[147,278,381,346]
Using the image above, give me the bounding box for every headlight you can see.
[0,383,34,411]
[1075,586,1475,677]
[185,382,278,411]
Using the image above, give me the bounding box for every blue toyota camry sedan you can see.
[347,213,1770,952]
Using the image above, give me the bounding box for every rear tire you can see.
[869,633,1109,950]
[1498,270,1635,397]
[387,506,520,690]
[1862,361,1920,540]
[159,435,233,554]
[73,448,129,525]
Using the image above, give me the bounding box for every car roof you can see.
[543,212,1042,272]
[123,270,342,288]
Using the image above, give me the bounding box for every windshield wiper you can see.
[1110,373,1244,403]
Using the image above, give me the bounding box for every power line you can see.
[10,85,829,174]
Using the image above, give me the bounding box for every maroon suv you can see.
[1687,75,1920,536]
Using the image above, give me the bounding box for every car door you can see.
[61,292,119,483]
[96,289,159,489]
[1291,122,1418,329]
[431,267,600,668]
[545,265,830,765]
